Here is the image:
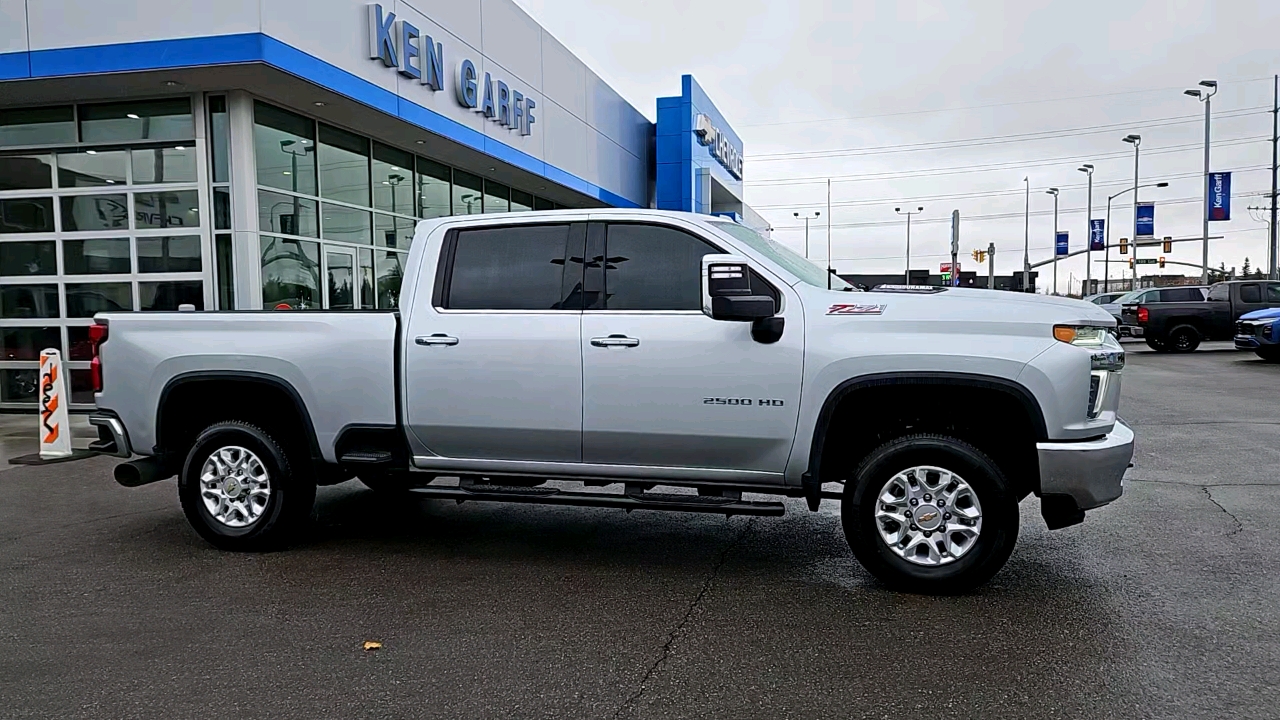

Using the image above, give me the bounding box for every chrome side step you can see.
[407,483,786,517]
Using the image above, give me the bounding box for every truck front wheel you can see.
[178,421,316,551]
[842,434,1018,594]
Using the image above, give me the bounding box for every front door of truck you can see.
[403,222,587,462]
[579,220,804,476]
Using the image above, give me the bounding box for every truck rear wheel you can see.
[178,421,315,551]
[842,434,1018,594]
[1167,324,1201,353]
[1145,337,1168,352]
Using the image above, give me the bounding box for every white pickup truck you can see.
[88,209,1132,593]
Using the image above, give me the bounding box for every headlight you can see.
[1053,325,1110,347]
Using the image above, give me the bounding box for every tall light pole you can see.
[895,206,924,285]
[1047,187,1060,294]
[1078,164,1094,294]
[1023,176,1031,291]
[1122,134,1141,290]
[1105,181,1168,292]
[793,211,820,259]
[1185,80,1217,283]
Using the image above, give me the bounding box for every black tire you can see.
[1145,337,1168,352]
[178,421,316,551]
[1166,324,1201,353]
[842,434,1018,594]
[1256,347,1280,362]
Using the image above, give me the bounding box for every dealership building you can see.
[0,0,763,409]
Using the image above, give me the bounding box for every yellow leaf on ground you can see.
[363,641,382,651]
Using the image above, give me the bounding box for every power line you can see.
[747,108,1269,162]
[745,135,1269,187]
[739,76,1277,129]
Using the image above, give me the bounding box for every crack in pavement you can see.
[611,519,755,719]
[1203,487,1244,535]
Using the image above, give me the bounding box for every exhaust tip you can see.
[114,458,166,488]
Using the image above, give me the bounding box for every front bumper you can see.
[1037,420,1133,511]
[1235,336,1262,350]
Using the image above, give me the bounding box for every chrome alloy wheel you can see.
[199,446,271,528]
[874,465,983,566]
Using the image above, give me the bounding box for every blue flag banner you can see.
[1136,202,1155,238]
[1089,219,1105,251]
[1209,172,1231,221]
[1055,231,1069,257]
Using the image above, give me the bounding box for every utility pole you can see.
[1079,164,1094,294]
[987,242,995,289]
[826,179,832,290]
[895,206,924,285]
[1271,74,1278,280]
[950,210,960,288]
[793,211,820,259]
[1047,187,1060,295]
[1022,177,1030,291]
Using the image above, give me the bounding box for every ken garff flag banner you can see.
[1135,202,1155,238]
[1055,231,1069,256]
[1089,219,1105,251]
[1208,172,1231,221]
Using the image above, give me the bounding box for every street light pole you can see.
[895,206,924,285]
[1078,164,1094,293]
[1047,187,1059,295]
[1105,181,1169,292]
[1023,176,1030,291]
[793,211,820,259]
[1123,134,1141,290]
[1186,80,1217,284]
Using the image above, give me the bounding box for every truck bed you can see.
[95,311,399,462]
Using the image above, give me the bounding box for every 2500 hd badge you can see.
[703,397,786,406]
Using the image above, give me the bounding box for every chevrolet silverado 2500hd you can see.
[89,209,1133,593]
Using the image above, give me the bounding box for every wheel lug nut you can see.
[937,500,945,507]
[924,531,932,537]
[943,512,951,520]
[923,493,932,502]
[904,510,912,518]
[909,499,919,506]
[910,524,919,531]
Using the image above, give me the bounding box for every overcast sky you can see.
[516,0,1280,292]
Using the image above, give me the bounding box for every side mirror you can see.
[701,255,775,321]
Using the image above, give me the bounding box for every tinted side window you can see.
[603,224,720,311]
[1207,284,1230,301]
[1161,288,1200,302]
[1240,283,1262,303]
[443,224,579,310]
[1267,283,1280,302]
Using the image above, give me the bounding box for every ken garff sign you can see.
[1089,219,1105,251]
[367,4,536,136]
[1055,231,1069,257]
[1135,201,1155,238]
[693,114,744,180]
[1209,172,1232,221]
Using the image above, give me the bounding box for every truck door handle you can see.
[590,334,640,348]
[416,334,459,346]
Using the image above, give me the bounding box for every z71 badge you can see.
[828,304,886,315]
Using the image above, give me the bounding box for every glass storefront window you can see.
[0,284,59,318]
[214,188,231,230]
[0,241,57,276]
[259,190,318,238]
[320,203,371,245]
[69,369,95,404]
[374,213,414,250]
[375,251,404,309]
[60,194,128,232]
[0,155,54,190]
[209,96,230,184]
[140,280,204,311]
[65,282,133,317]
[67,326,95,360]
[453,170,484,215]
[0,197,55,234]
[483,180,510,214]
[534,197,554,211]
[215,234,235,310]
[137,236,202,273]
[134,190,200,229]
[131,147,197,184]
[359,248,374,310]
[1,326,61,360]
[318,124,370,207]
[58,150,128,187]
[79,99,194,143]
[0,106,75,147]
[0,369,40,403]
[63,238,131,275]
[511,189,533,213]
[373,143,414,215]
[254,102,317,196]
[417,158,451,218]
[261,236,321,310]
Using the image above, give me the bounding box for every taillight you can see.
[1137,307,1149,324]
[89,321,108,393]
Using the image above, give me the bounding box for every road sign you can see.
[1135,257,1158,265]
[940,262,961,274]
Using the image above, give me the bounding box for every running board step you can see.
[408,485,785,517]
[339,450,395,466]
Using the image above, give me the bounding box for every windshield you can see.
[710,221,854,290]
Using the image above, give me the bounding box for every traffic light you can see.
[1119,238,1129,255]
[1128,257,1135,269]
[971,249,987,263]
[1159,256,1166,268]
[1162,237,1172,253]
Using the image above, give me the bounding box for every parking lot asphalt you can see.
[2,341,1279,719]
